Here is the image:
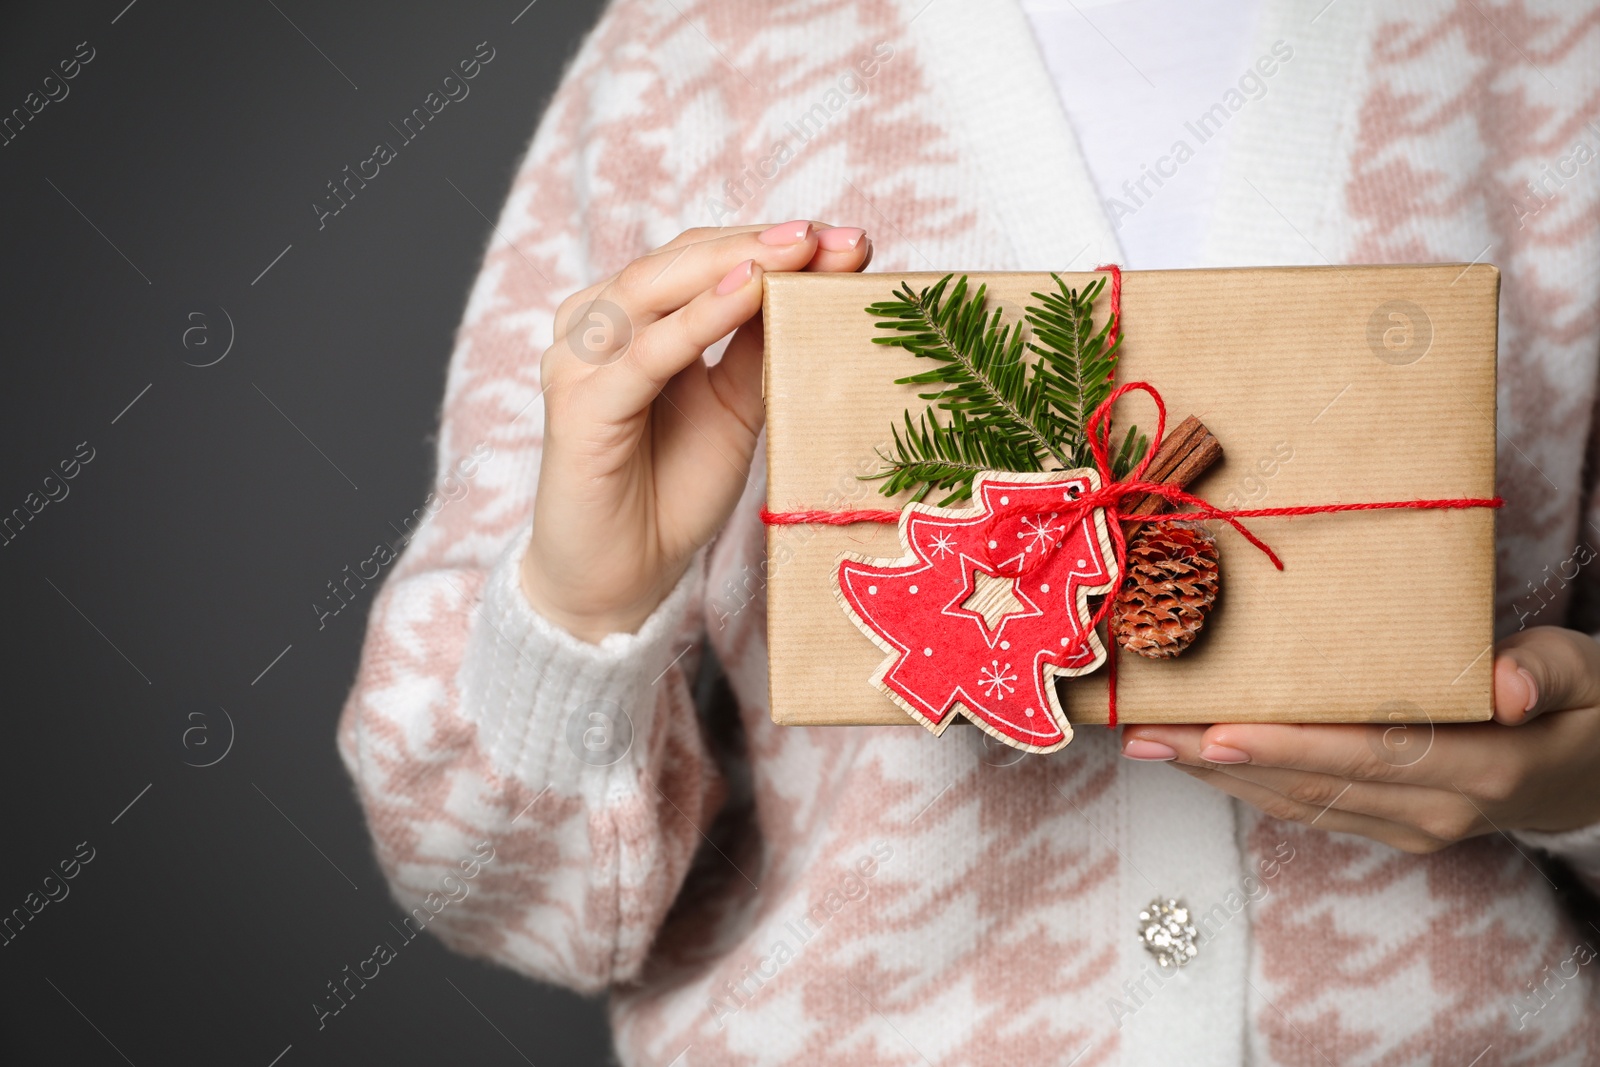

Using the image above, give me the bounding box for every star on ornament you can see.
[834,470,1118,753]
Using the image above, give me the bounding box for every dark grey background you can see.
[0,1,614,1063]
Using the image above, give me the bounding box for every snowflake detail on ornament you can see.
[1017,513,1064,554]
[835,470,1119,753]
[979,660,1017,699]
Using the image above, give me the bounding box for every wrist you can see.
[518,545,676,643]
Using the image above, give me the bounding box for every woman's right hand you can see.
[522,221,871,641]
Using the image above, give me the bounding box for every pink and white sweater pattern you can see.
[338,1,1600,1064]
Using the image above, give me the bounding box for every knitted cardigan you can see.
[338,1,1600,1063]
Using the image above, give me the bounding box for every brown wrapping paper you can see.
[762,265,1499,727]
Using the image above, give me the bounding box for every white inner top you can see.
[1021,0,1265,268]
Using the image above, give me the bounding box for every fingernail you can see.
[816,226,866,252]
[715,259,754,295]
[1517,667,1539,712]
[1201,744,1250,764]
[758,220,812,245]
[1123,739,1178,761]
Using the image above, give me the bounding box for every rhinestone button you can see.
[1138,897,1198,968]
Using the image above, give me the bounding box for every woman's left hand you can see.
[1120,626,1600,853]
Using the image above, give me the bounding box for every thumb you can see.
[703,315,765,441]
[1493,626,1600,725]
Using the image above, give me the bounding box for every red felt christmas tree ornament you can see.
[835,470,1118,754]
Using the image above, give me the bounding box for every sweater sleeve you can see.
[1510,823,1600,892]
[336,3,726,993]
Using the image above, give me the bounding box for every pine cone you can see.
[1110,524,1220,659]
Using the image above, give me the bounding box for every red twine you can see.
[1099,262,1122,348]
[760,264,1502,727]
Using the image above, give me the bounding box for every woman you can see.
[339,0,1600,1062]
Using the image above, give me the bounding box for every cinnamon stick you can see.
[1120,415,1222,537]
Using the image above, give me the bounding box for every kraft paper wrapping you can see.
[762,265,1498,727]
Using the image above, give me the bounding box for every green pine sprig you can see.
[866,273,1147,506]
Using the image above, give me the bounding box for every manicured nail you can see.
[1201,744,1250,764]
[715,259,754,295]
[816,226,866,252]
[1123,739,1178,761]
[758,220,812,245]
[1517,667,1539,712]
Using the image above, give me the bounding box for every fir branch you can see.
[866,272,1146,503]
[868,276,1069,468]
[1025,274,1123,471]
[1110,424,1149,481]
[868,408,1039,506]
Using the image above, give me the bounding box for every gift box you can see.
[762,265,1499,731]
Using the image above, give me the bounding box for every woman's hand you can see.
[523,222,871,641]
[1120,626,1600,853]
